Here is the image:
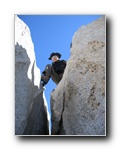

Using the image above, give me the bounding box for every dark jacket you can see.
[41,60,66,86]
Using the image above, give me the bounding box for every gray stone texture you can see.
[51,16,106,135]
[15,15,49,135]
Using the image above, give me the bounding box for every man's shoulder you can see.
[60,59,66,62]
[60,60,67,63]
[52,60,66,65]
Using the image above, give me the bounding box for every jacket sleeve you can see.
[41,64,51,85]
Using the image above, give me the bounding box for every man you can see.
[41,52,66,86]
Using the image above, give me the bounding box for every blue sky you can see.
[17,14,102,126]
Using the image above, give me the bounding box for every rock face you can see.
[51,16,106,135]
[15,15,49,135]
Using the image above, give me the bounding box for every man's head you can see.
[48,52,61,62]
[51,55,59,62]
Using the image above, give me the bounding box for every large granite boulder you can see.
[15,15,49,135]
[51,16,105,135]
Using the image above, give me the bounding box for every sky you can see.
[18,14,102,127]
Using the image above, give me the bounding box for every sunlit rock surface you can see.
[15,15,50,135]
[51,16,106,135]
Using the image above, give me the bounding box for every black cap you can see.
[48,52,61,60]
